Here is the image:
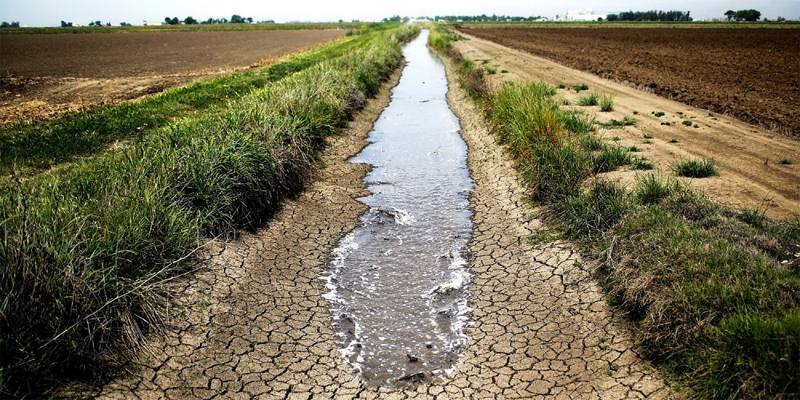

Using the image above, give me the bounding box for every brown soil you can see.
[453,32,800,220]
[458,27,800,137]
[0,29,344,124]
[64,51,674,400]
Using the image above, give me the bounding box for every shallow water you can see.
[321,30,474,386]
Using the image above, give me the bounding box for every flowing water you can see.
[321,30,474,386]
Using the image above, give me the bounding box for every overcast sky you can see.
[1,0,798,26]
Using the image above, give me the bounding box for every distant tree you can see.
[120,22,132,26]
[60,20,73,27]
[0,21,20,28]
[246,17,253,23]
[105,22,111,26]
[724,10,736,21]
[230,14,245,23]
[734,9,761,22]
[184,16,198,25]
[164,16,179,25]
[606,10,692,22]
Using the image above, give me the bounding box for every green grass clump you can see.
[0,24,419,396]
[643,133,653,139]
[674,158,718,178]
[599,94,614,112]
[573,83,589,92]
[558,180,629,239]
[592,145,632,173]
[559,110,594,134]
[631,157,654,170]
[682,120,693,127]
[580,135,604,152]
[484,66,497,74]
[653,111,665,117]
[578,93,599,106]
[500,69,509,74]
[780,158,793,165]
[602,115,636,128]
[634,174,674,204]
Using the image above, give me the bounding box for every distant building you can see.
[559,9,602,21]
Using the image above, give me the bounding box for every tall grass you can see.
[0,25,419,395]
[0,25,394,178]
[430,25,799,399]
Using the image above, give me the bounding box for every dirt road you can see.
[454,33,800,220]
[78,44,673,399]
[0,29,344,124]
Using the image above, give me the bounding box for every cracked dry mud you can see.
[89,51,675,399]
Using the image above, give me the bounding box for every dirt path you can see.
[85,50,673,399]
[454,33,800,220]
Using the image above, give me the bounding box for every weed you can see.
[611,136,621,141]
[643,139,653,144]
[484,66,497,74]
[592,145,631,173]
[578,93,599,106]
[780,158,793,165]
[674,158,718,178]
[573,83,589,92]
[529,230,558,245]
[670,138,679,143]
[643,133,653,139]
[631,156,654,170]
[634,174,674,204]
[559,111,594,134]
[558,180,629,239]
[557,83,566,89]
[580,135,603,152]
[500,69,509,74]
[599,95,614,112]
[682,120,693,127]
[602,115,636,128]
[653,111,666,117]
[627,145,640,152]
[661,121,671,126]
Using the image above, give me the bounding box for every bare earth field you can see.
[458,27,800,137]
[453,32,800,220]
[0,29,344,124]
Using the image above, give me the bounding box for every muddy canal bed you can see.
[322,30,474,387]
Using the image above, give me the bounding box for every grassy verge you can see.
[0,24,400,177]
[0,24,419,396]
[430,25,799,399]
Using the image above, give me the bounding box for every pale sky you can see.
[1,0,798,26]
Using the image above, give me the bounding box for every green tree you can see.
[164,16,179,25]
[230,14,245,23]
[725,10,736,21]
[184,16,198,24]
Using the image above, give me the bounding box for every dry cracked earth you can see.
[79,54,677,399]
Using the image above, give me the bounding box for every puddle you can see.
[321,30,474,387]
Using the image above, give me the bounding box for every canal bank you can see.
[90,29,674,399]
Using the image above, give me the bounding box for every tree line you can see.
[606,10,692,22]
[724,9,762,22]
[163,14,258,25]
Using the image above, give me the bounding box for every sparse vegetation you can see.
[673,158,718,177]
[578,93,599,106]
[653,111,665,117]
[599,94,614,112]
[573,83,589,92]
[602,115,636,128]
